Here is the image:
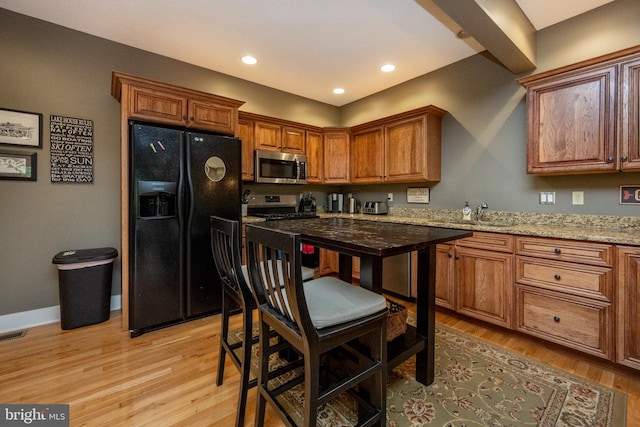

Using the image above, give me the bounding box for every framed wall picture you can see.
[0,150,37,181]
[0,108,43,148]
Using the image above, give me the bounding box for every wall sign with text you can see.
[620,185,640,204]
[50,115,93,183]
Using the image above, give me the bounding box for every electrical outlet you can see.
[387,193,393,202]
[572,191,584,205]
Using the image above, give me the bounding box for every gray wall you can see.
[1,0,639,317]
[340,0,640,214]
[0,9,338,316]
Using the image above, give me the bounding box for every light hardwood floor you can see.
[1,304,638,426]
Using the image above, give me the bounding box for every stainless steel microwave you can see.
[254,149,307,184]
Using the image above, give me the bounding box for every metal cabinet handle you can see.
[554,248,561,254]
[607,157,614,163]
[621,155,629,162]
[553,316,560,322]
[447,253,453,258]
[554,274,561,280]
[454,255,460,260]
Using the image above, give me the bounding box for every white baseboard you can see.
[0,295,122,334]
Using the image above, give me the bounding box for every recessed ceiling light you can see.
[381,64,396,72]
[333,88,345,94]
[241,55,257,65]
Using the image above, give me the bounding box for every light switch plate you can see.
[572,191,584,205]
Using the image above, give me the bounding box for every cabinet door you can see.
[351,127,383,183]
[129,86,187,126]
[323,132,350,184]
[319,248,339,276]
[456,246,513,328]
[306,131,323,183]
[616,246,640,369]
[254,121,282,151]
[237,118,254,181]
[525,64,617,175]
[187,99,236,134]
[621,56,640,171]
[385,116,428,182]
[282,126,305,153]
[435,244,455,309]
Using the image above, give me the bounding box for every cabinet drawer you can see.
[515,285,613,360]
[456,231,513,253]
[516,256,612,301]
[515,237,612,267]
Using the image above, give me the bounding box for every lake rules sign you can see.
[620,185,640,204]
[50,115,93,183]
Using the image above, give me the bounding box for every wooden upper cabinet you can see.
[129,86,188,126]
[520,64,618,175]
[351,127,384,183]
[254,120,305,154]
[237,118,254,181]
[282,126,305,153]
[305,130,323,183]
[112,71,243,135]
[350,106,445,183]
[323,130,350,184]
[621,54,640,171]
[518,45,640,175]
[254,121,282,151]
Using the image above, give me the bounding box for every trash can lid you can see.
[52,247,118,264]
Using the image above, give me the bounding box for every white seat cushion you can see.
[302,277,387,329]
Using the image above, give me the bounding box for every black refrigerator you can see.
[129,121,241,336]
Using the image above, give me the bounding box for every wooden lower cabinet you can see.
[515,284,613,359]
[435,232,514,329]
[616,246,640,369]
[515,236,614,360]
[435,244,455,309]
[455,245,513,328]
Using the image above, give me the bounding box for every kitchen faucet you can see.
[476,202,488,221]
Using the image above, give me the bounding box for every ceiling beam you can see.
[427,0,537,73]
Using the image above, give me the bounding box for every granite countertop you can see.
[244,208,640,246]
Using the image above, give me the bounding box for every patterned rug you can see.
[231,318,627,426]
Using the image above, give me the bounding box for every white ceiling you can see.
[0,0,613,106]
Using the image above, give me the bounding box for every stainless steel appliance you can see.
[382,253,412,299]
[362,201,388,215]
[247,194,318,220]
[348,197,361,214]
[327,193,345,213]
[129,121,241,336]
[247,194,319,267]
[254,149,307,184]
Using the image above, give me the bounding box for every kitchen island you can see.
[247,217,472,385]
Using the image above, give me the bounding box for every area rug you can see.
[230,318,627,426]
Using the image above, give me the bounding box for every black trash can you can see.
[52,247,118,330]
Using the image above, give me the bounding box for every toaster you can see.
[362,201,388,215]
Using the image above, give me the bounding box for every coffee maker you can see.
[327,193,344,213]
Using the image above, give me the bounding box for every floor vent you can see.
[0,330,27,342]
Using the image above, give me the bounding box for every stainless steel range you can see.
[247,194,320,268]
[246,194,318,221]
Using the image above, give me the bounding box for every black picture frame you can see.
[0,108,43,148]
[0,150,37,181]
